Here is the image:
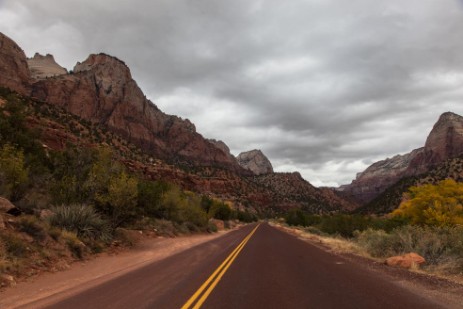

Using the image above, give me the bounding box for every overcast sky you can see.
[2,0,463,186]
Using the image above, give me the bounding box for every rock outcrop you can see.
[341,112,463,205]
[30,53,244,172]
[385,253,425,269]
[27,53,67,79]
[407,112,463,175]
[0,32,30,95]
[237,149,273,175]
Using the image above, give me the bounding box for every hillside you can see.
[356,155,463,214]
[0,31,353,214]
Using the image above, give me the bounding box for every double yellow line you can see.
[181,224,260,309]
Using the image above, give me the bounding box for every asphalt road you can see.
[30,223,444,309]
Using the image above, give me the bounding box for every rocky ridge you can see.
[30,53,243,172]
[340,112,463,205]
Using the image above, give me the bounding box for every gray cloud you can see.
[2,0,463,186]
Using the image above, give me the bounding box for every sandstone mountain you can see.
[357,155,463,214]
[30,53,244,172]
[0,31,354,214]
[27,53,67,79]
[237,149,274,175]
[0,33,30,95]
[340,112,463,205]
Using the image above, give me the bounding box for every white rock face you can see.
[27,53,67,79]
[237,149,273,175]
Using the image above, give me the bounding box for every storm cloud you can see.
[2,0,463,186]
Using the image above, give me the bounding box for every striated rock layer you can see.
[30,53,244,172]
[27,53,67,79]
[340,112,463,205]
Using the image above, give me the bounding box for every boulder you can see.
[39,209,54,220]
[0,197,15,213]
[0,274,16,287]
[237,149,273,175]
[0,214,4,229]
[385,253,425,269]
[209,218,225,231]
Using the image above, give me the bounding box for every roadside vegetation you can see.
[284,179,463,278]
[0,88,257,285]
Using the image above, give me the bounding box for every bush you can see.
[285,209,309,227]
[207,222,218,233]
[210,202,232,221]
[355,229,396,257]
[17,215,47,241]
[318,215,371,238]
[137,180,170,218]
[392,179,463,226]
[61,231,87,259]
[355,225,463,271]
[1,233,29,258]
[0,144,29,200]
[49,204,111,242]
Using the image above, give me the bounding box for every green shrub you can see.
[49,204,111,242]
[318,215,371,237]
[61,231,86,259]
[355,229,396,257]
[152,219,177,237]
[18,215,47,241]
[207,222,218,233]
[1,233,29,258]
[137,180,170,218]
[237,210,257,223]
[285,209,309,227]
[355,226,463,269]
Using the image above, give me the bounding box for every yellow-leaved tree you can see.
[392,179,463,226]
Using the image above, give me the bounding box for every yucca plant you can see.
[49,204,111,242]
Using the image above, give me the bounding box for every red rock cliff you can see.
[0,32,31,95]
[30,53,244,172]
[340,112,463,205]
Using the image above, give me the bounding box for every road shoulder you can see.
[272,223,463,309]
[0,230,232,309]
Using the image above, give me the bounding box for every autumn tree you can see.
[392,179,463,226]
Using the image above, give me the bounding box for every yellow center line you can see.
[181,224,260,309]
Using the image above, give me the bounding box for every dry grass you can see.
[270,221,463,284]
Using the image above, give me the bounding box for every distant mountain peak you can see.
[237,149,273,175]
[27,52,67,79]
[340,111,463,206]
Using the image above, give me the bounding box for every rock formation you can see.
[30,53,243,172]
[385,253,425,269]
[407,112,463,175]
[0,31,356,214]
[0,32,30,95]
[27,53,67,79]
[341,112,463,205]
[237,149,273,175]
